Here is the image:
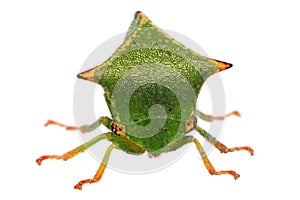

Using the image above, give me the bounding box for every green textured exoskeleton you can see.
[36,11,253,190]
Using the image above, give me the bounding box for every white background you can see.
[1,0,299,199]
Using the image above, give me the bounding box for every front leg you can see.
[74,144,116,190]
[153,136,240,179]
[192,137,240,179]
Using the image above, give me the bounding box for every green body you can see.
[37,11,252,190]
[78,11,229,156]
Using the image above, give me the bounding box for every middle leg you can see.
[196,126,254,155]
[36,132,110,165]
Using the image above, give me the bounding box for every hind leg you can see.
[196,109,240,122]
[44,116,112,133]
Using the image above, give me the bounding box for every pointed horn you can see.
[134,11,151,24]
[211,59,233,72]
[77,68,97,82]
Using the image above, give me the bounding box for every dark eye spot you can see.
[162,127,167,132]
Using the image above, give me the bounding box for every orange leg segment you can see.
[36,133,108,165]
[74,144,115,190]
[196,126,254,156]
[196,109,241,122]
[215,141,254,155]
[44,116,112,133]
[192,138,240,179]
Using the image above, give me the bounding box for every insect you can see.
[36,11,253,190]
